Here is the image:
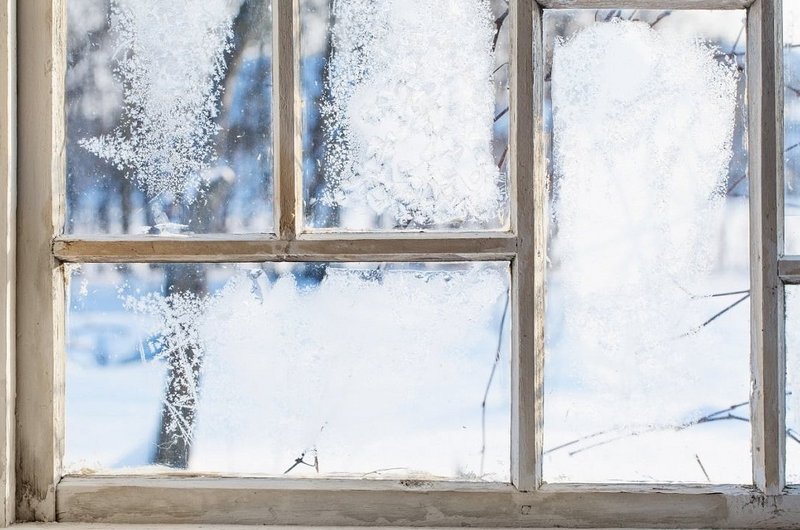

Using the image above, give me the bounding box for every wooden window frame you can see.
[6,0,798,526]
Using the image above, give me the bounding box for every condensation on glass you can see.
[65,262,512,480]
[543,9,751,483]
[299,0,510,232]
[66,0,274,235]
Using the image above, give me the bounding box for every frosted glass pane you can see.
[300,0,510,231]
[66,0,274,235]
[786,286,800,483]
[66,262,511,480]
[543,10,750,483]
[785,2,800,253]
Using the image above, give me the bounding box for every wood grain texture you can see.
[748,0,785,495]
[55,476,800,528]
[778,257,800,282]
[12,526,605,530]
[0,0,14,525]
[274,0,299,239]
[52,234,518,263]
[16,0,65,522]
[536,0,752,8]
[531,2,547,492]
[509,0,537,493]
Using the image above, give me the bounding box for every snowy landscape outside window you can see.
[63,0,512,479]
[544,9,751,483]
[10,0,800,526]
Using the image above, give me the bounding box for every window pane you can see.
[300,0,510,231]
[786,286,800,483]
[66,0,274,235]
[786,1,800,253]
[543,10,750,483]
[66,262,511,480]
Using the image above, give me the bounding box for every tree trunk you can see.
[153,264,208,468]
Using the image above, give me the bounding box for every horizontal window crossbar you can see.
[52,234,518,263]
[56,476,791,527]
[779,257,800,283]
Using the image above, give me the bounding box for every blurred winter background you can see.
[62,0,800,484]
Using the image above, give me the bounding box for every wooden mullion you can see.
[16,0,66,521]
[532,0,548,492]
[52,235,518,264]
[510,0,537,492]
[778,256,800,282]
[274,0,299,239]
[0,0,14,524]
[748,0,785,495]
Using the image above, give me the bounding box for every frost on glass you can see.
[786,287,800,483]
[66,262,511,480]
[66,0,274,234]
[300,0,510,231]
[785,2,800,253]
[544,10,750,483]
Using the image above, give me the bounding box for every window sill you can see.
[11,523,648,530]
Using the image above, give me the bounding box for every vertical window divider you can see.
[748,0,786,495]
[0,0,14,524]
[532,0,547,491]
[510,0,538,491]
[274,0,300,240]
[16,0,66,522]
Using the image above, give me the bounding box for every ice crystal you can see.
[321,0,503,227]
[124,291,210,444]
[80,0,236,200]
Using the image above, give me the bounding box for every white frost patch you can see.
[322,0,503,228]
[786,287,800,483]
[550,20,739,423]
[80,0,236,199]
[124,264,510,479]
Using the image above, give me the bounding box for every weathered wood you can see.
[274,0,300,239]
[16,0,66,523]
[779,257,800,282]
[52,234,518,263]
[17,526,572,530]
[20,0,800,527]
[536,0,752,8]
[748,0,785,495]
[0,0,14,525]
[532,1,547,492]
[509,0,537,493]
[17,524,696,530]
[55,476,800,527]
